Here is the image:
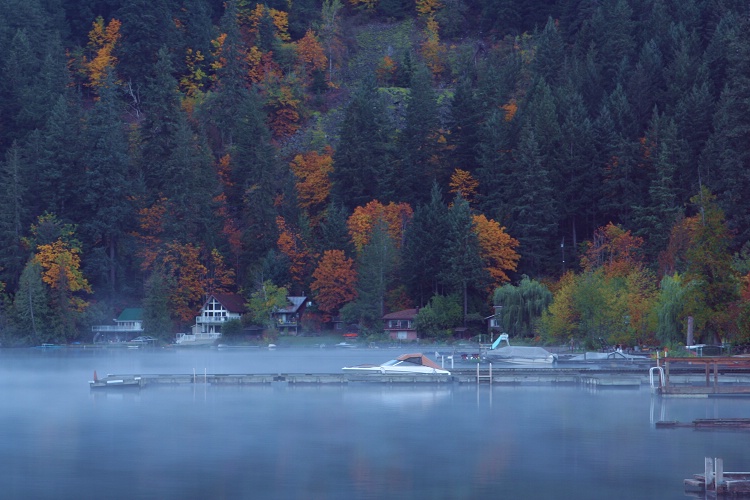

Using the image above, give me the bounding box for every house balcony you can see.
[92,325,144,333]
[195,315,240,325]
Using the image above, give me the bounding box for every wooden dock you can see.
[685,458,750,496]
[88,366,666,388]
[656,418,750,430]
[655,357,750,396]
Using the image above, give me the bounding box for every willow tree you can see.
[654,273,686,345]
[493,275,552,338]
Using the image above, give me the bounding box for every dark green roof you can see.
[116,308,143,321]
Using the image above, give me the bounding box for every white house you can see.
[192,293,246,335]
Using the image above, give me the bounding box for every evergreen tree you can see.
[13,259,51,345]
[142,267,174,339]
[140,46,184,197]
[80,72,135,297]
[392,64,442,206]
[556,84,598,262]
[331,76,392,212]
[233,91,281,279]
[632,110,682,262]
[446,76,481,175]
[508,125,559,276]
[317,203,353,256]
[0,143,28,289]
[440,195,487,325]
[29,94,84,221]
[200,0,250,151]
[401,183,449,306]
[350,221,398,330]
[113,0,180,87]
[700,14,750,247]
[532,17,566,87]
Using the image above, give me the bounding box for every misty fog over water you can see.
[0,348,748,500]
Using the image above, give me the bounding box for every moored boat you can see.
[343,353,451,375]
[89,371,143,389]
[483,334,557,364]
[174,332,221,346]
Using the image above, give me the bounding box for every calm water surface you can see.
[0,348,747,500]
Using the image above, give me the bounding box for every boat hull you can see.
[174,333,221,346]
[343,365,451,375]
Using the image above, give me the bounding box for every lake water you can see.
[0,347,747,499]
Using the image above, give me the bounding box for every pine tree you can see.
[331,76,392,211]
[508,125,559,276]
[142,268,174,339]
[402,183,449,306]
[80,71,134,296]
[0,143,27,289]
[13,260,51,345]
[352,221,398,329]
[393,64,442,206]
[440,195,487,325]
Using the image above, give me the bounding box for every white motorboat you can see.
[174,332,221,346]
[483,334,557,364]
[343,353,451,375]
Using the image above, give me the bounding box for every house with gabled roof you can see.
[383,308,419,340]
[193,293,246,335]
[271,296,308,335]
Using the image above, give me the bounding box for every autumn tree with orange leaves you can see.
[311,250,357,321]
[449,169,479,205]
[80,17,122,93]
[134,199,236,326]
[581,222,645,277]
[289,147,333,223]
[276,216,315,292]
[473,214,520,290]
[16,214,92,342]
[347,200,413,252]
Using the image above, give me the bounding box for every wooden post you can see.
[715,457,724,487]
[714,362,718,393]
[706,457,714,488]
[706,363,710,387]
[665,359,670,389]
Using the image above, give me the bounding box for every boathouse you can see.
[92,308,144,343]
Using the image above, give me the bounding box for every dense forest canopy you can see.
[1,0,750,348]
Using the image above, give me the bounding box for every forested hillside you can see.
[1,0,749,348]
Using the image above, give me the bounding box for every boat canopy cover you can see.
[490,346,554,360]
[395,353,443,369]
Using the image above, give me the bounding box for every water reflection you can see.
[0,348,748,499]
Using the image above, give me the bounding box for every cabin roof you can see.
[116,308,143,321]
[209,293,246,313]
[276,296,307,314]
[383,308,418,320]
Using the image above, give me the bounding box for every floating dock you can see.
[654,357,750,397]
[87,358,750,390]
[685,458,750,496]
[88,366,659,389]
[656,418,750,430]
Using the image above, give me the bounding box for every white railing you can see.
[92,325,144,332]
[176,332,222,344]
[194,315,240,324]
